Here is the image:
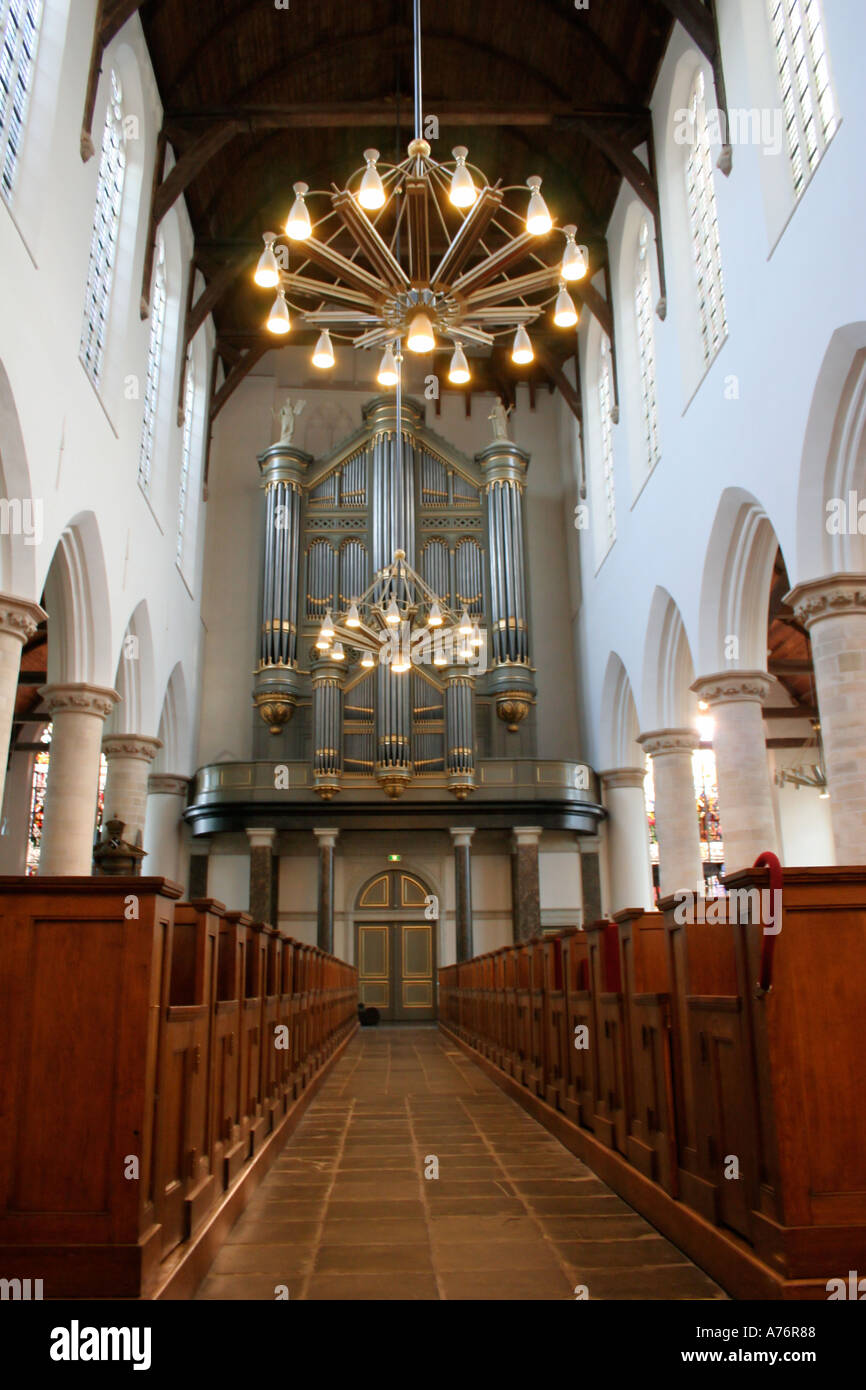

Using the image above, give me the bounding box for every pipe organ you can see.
[253,395,538,798]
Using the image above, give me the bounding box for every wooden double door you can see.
[355,871,437,1021]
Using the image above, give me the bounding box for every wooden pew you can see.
[538,934,568,1111]
[214,910,249,1186]
[614,908,678,1196]
[659,891,751,1236]
[584,919,630,1154]
[243,920,269,1156]
[561,928,594,1128]
[724,864,866,1280]
[0,876,182,1298]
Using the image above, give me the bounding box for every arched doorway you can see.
[354,869,436,1022]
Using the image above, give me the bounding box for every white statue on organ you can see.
[488,397,514,441]
[274,396,306,445]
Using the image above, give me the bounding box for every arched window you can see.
[0,0,42,202]
[138,235,166,492]
[769,0,838,198]
[634,220,660,473]
[597,337,616,550]
[176,355,195,563]
[686,71,727,366]
[80,69,126,387]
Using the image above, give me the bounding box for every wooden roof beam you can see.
[657,0,733,173]
[81,1,146,160]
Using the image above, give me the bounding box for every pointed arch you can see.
[41,511,113,686]
[599,652,642,768]
[108,600,157,736]
[796,323,866,578]
[699,488,780,672]
[154,661,192,773]
[641,587,697,729]
[0,356,36,597]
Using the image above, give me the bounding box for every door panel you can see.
[398,923,435,1021]
[358,925,390,1011]
[356,920,436,1021]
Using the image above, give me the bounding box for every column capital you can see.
[599,766,647,790]
[102,734,163,762]
[512,825,543,850]
[148,773,189,796]
[0,593,46,643]
[313,827,340,850]
[638,727,699,756]
[691,671,775,706]
[785,573,866,627]
[246,826,277,851]
[449,826,476,848]
[39,683,119,720]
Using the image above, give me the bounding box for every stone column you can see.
[247,827,277,923]
[0,594,46,809]
[511,825,542,942]
[691,672,779,873]
[38,683,119,875]
[450,826,475,961]
[101,735,162,846]
[787,574,866,864]
[143,774,189,883]
[600,767,654,912]
[314,827,339,952]
[638,729,703,898]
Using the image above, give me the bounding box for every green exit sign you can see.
[388,854,402,863]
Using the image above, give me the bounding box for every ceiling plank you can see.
[655,0,716,58]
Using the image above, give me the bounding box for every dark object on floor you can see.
[358,1005,380,1027]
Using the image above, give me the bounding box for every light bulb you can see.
[315,625,332,651]
[254,234,280,288]
[360,650,375,668]
[384,598,401,626]
[561,225,588,281]
[392,653,411,674]
[448,342,470,384]
[266,290,291,335]
[321,610,335,639]
[286,182,312,241]
[331,641,345,662]
[377,343,399,386]
[433,647,449,667]
[512,324,534,364]
[428,601,443,628]
[449,146,477,208]
[554,284,578,329]
[458,609,473,636]
[407,311,435,354]
[525,176,552,235]
[312,329,335,369]
[346,602,361,628]
[358,149,386,210]
[470,623,483,648]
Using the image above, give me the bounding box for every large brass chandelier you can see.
[251,0,587,393]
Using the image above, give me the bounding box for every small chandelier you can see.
[314,550,484,675]
[773,719,830,798]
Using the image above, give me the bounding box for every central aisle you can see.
[194,1025,726,1301]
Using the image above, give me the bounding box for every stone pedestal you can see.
[450,826,475,961]
[314,828,339,952]
[787,575,866,864]
[247,827,277,924]
[101,735,162,847]
[143,774,189,884]
[600,767,654,912]
[638,729,703,898]
[0,594,46,809]
[692,672,779,873]
[511,825,542,942]
[38,684,119,875]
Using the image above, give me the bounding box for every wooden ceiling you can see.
[107,0,691,408]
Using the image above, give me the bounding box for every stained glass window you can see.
[25,726,108,874]
[634,220,660,472]
[769,0,838,198]
[80,69,126,387]
[0,0,42,202]
[686,71,727,366]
